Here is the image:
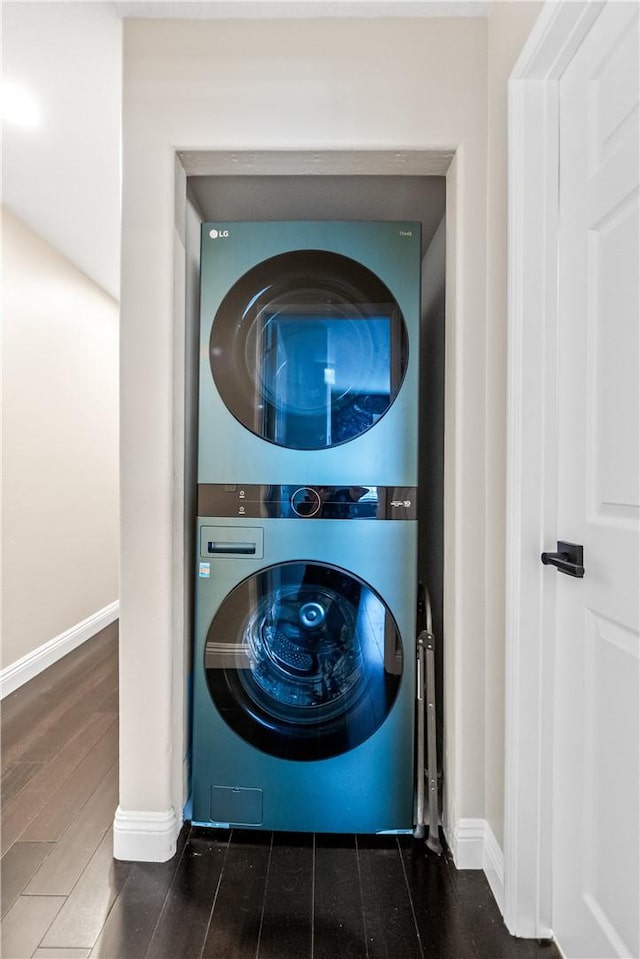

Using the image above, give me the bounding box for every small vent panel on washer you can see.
[210,786,263,826]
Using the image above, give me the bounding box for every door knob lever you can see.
[541,540,585,578]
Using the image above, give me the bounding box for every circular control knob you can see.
[299,601,326,629]
[291,487,322,518]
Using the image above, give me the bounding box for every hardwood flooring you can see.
[1,626,560,959]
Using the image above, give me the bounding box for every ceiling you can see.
[2,1,484,301]
[115,1,489,18]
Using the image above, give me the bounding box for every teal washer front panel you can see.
[198,221,421,487]
[191,516,417,833]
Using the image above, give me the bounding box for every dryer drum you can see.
[209,251,409,451]
[204,561,403,761]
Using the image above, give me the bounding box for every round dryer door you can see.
[209,251,409,450]
[204,561,403,760]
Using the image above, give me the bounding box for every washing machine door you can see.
[209,251,409,450]
[204,561,403,760]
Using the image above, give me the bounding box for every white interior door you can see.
[551,3,639,957]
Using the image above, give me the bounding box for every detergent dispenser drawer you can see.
[200,526,264,559]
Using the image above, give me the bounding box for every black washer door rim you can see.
[204,561,404,761]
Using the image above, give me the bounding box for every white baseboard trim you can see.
[113,806,181,862]
[0,600,119,699]
[482,821,505,913]
[445,818,505,912]
[445,817,486,868]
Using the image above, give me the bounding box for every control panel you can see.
[197,484,417,520]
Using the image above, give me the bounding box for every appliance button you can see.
[291,487,322,517]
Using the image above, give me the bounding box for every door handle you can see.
[207,541,256,555]
[541,541,585,578]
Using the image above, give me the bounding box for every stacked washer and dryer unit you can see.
[191,221,421,833]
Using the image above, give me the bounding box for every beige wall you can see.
[485,0,543,848]
[118,8,540,861]
[1,209,119,671]
[120,14,488,837]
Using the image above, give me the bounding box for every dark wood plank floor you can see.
[1,627,561,959]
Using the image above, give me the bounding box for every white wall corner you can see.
[0,601,119,699]
[445,818,505,912]
[113,806,182,863]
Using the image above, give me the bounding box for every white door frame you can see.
[503,0,606,940]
